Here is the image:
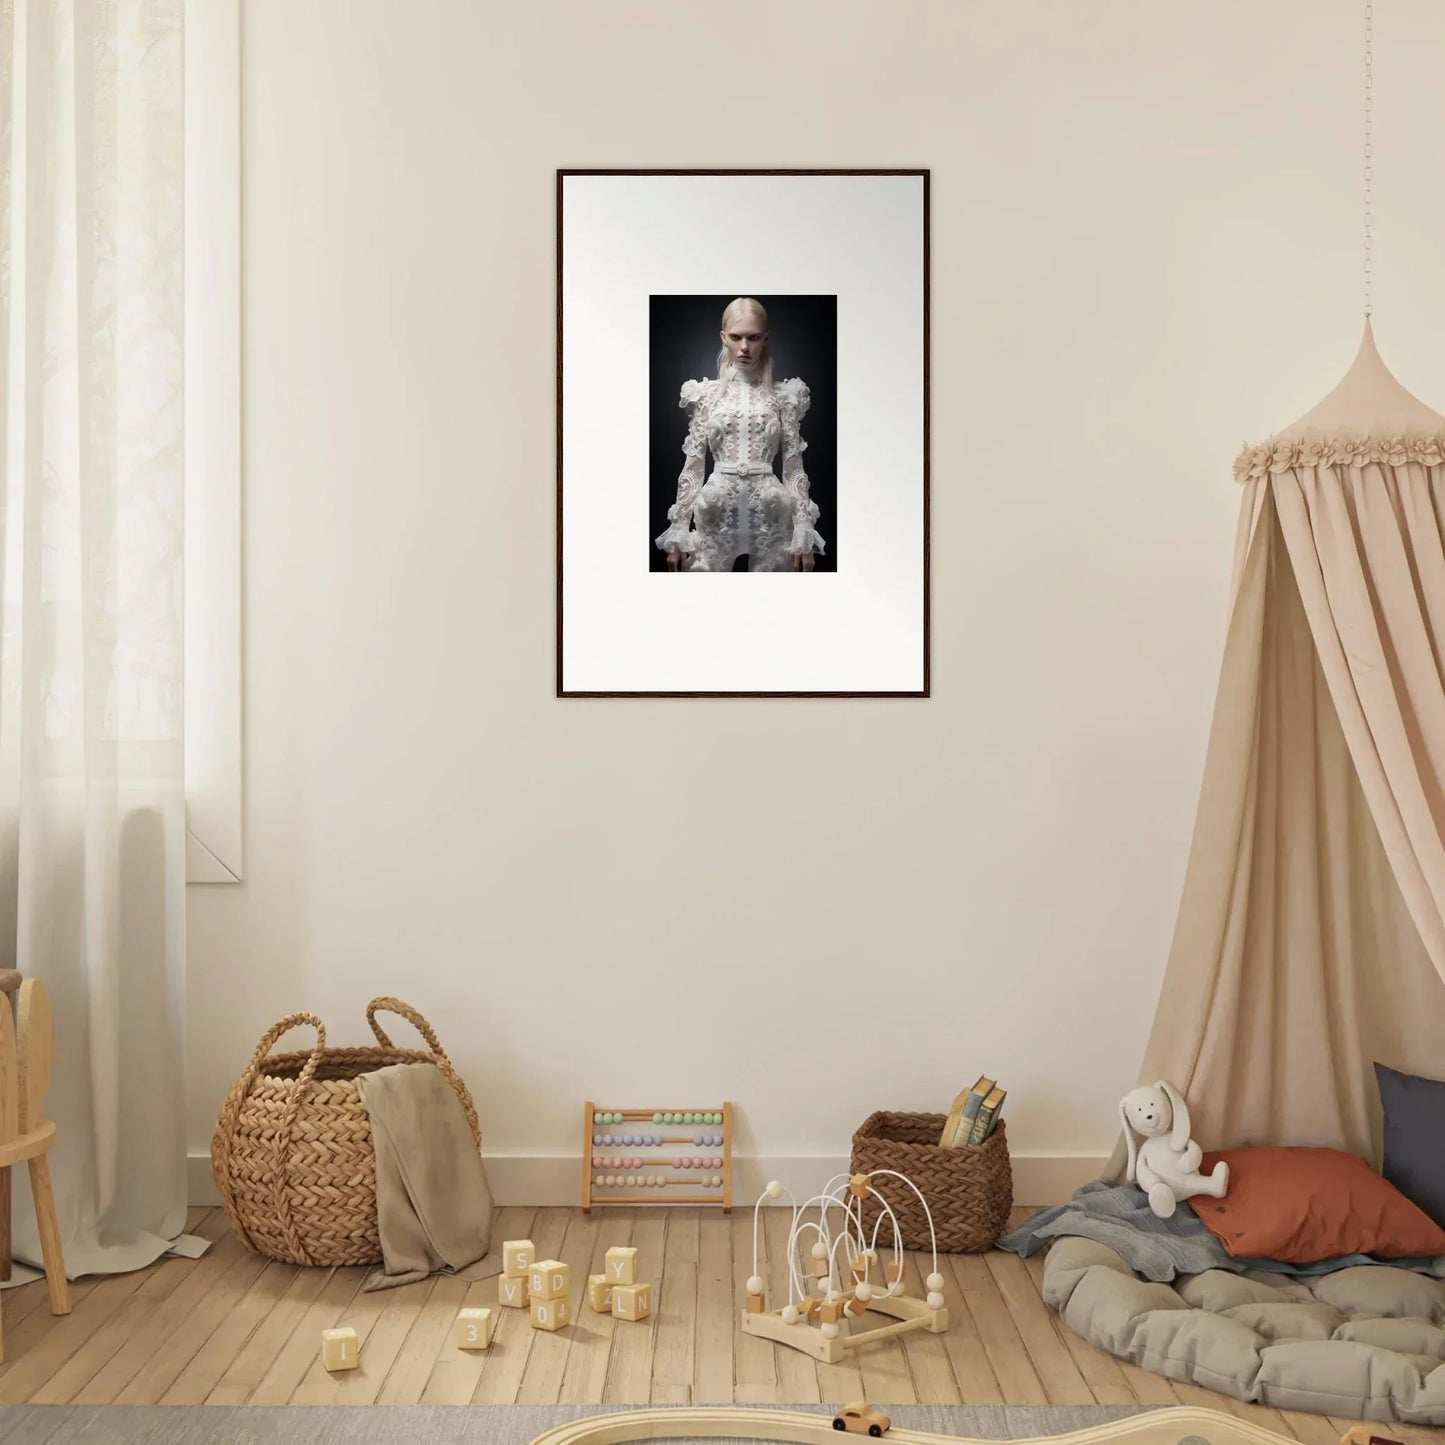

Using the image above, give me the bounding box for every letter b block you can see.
[530,1293,571,1332]
[605,1245,638,1285]
[321,1327,359,1372]
[503,1239,536,1278]
[612,1282,652,1321]
[498,1274,530,1309]
[528,1259,569,1302]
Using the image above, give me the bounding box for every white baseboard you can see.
[190,1150,1106,1211]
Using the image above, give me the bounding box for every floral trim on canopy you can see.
[1233,432,1445,482]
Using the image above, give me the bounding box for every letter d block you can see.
[612,1282,652,1322]
[321,1326,359,1372]
[528,1259,569,1301]
[455,1307,492,1350]
[587,1273,614,1313]
[503,1238,536,1278]
[530,1293,570,1332]
[498,1273,530,1309]
[605,1245,638,1285]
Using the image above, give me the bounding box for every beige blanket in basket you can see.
[356,1061,504,1291]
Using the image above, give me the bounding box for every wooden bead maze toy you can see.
[581,1102,733,1212]
[740,1170,947,1365]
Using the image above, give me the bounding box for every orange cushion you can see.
[1187,1146,1445,1262]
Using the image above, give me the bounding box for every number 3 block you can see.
[454,1307,492,1350]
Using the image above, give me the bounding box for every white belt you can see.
[716,462,774,477]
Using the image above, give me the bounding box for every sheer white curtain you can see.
[0,0,188,1278]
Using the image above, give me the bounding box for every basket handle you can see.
[366,997,451,1062]
[212,1012,326,1264]
[365,996,481,1150]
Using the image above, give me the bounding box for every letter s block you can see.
[503,1239,536,1278]
[321,1326,360,1372]
[605,1245,638,1286]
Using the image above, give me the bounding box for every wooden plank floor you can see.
[0,1206,1439,1444]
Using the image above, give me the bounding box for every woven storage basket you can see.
[211,997,480,1267]
[850,1110,1012,1253]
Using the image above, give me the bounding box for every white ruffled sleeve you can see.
[655,380,710,556]
[777,377,825,557]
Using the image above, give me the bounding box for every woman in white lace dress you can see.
[655,297,827,573]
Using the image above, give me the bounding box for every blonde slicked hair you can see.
[716,296,775,391]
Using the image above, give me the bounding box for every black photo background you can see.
[648,295,838,573]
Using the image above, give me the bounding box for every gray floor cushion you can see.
[1043,1235,1445,1424]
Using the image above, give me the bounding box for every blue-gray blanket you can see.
[996,1180,1445,1283]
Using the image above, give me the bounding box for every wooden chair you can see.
[0,975,71,1363]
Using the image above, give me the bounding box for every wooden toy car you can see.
[833,1401,890,1436]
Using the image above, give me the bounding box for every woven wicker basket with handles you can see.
[210,997,480,1267]
[850,1110,1012,1253]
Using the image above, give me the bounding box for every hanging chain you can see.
[1363,0,1374,317]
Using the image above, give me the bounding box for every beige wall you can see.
[187,0,1445,1201]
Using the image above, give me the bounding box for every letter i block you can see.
[612,1282,652,1321]
[498,1273,530,1309]
[321,1326,360,1372]
[528,1259,569,1302]
[587,1273,614,1313]
[605,1245,638,1286]
[454,1307,492,1350]
[503,1238,536,1278]
[530,1293,571,1332]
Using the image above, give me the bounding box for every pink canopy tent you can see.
[1113,322,1445,1168]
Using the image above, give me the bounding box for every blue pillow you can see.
[1375,1061,1445,1230]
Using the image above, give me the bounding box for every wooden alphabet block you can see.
[454,1307,492,1350]
[321,1326,359,1372]
[612,1282,652,1321]
[503,1238,536,1278]
[605,1245,638,1286]
[530,1293,570,1332]
[498,1273,530,1309]
[745,1291,766,1314]
[587,1273,614,1313]
[528,1259,569,1302]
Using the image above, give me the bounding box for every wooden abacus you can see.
[581,1101,733,1212]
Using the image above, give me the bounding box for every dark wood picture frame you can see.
[556,167,930,698]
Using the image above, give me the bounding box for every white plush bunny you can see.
[1119,1080,1229,1219]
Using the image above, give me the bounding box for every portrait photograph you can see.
[649,294,837,575]
[557,169,928,696]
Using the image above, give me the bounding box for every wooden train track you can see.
[527,1402,1313,1445]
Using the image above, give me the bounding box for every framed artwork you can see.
[556,168,929,697]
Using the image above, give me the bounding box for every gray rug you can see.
[0,1402,1156,1444]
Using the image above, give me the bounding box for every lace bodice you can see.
[655,373,826,566]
